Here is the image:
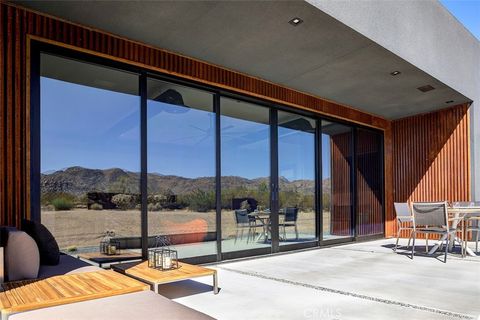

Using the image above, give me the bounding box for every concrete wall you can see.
[307,0,480,200]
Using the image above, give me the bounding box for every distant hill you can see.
[41,166,330,196]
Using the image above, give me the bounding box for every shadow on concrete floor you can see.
[382,243,465,262]
[156,279,220,299]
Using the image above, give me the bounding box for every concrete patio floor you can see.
[157,238,480,320]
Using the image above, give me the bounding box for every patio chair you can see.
[234,209,258,244]
[410,202,463,263]
[393,202,414,252]
[453,201,480,254]
[280,207,299,240]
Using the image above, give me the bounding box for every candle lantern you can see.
[107,239,120,255]
[148,236,179,271]
[100,231,121,255]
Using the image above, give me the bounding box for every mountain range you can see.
[41,166,330,196]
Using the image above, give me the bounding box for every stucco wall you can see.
[308,0,480,200]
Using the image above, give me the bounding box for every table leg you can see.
[255,231,264,242]
[463,218,478,257]
[255,219,266,242]
[213,272,219,294]
[428,234,448,255]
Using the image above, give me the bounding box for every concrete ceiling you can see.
[14,0,471,120]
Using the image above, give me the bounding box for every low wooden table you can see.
[77,251,142,268]
[113,261,219,294]
[0,270,149,318]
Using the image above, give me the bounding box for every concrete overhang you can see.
[12,0,473,120]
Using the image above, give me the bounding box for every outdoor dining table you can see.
[248,210,286,243]
[248,211,272,243]
[427,206,480,257]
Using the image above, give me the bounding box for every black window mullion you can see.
[140,73,148,260]
[316,119,322,244]
[270,108,279,253]
[351,127,357,239]
[214,94,222,261]
[30,43,41,223]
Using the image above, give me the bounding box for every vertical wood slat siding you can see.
[1,5,28,227]
[0,2,392,228]
[356,129,383,236]
[330,133,353,236]
[388,104,471,238]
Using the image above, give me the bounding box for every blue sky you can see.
[440,0,480,40]
[41,77,324,180]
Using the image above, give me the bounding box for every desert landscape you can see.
[42,208,323,250]
[41,166,331,251]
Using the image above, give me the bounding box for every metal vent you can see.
[417,85,435,93]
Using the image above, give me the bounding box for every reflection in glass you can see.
[321,120,353,240]
[278,111,316,245]
[40,54,140,253]
[356,129,383,236]
[220,98,271,253]
[147,79,216,258]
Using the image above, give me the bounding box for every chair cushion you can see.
[66,266,103,275]
[5,231,40,281]
[21,219,60,265]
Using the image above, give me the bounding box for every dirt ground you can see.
[42,209,327,249]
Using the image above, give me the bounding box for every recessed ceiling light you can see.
[289,17,303,26]
[446,100,454,104]
[417,85,435,93]
[390,71,401,76]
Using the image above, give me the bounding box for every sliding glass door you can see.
[356,129,384,237]
[277,111,317,246]
[40,53,141,252]
[321,120,354,241]
[220,97,271,255]
[147,78,216,259]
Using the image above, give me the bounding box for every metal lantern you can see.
[107,239,120,255]
[148,236,179,271]
[100,231,121,255]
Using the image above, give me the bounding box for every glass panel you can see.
[278,111,316,245]
[356,128,383,236]
[220,97,271,254]
[147,79,216,259]
[40,54,140,256]
[321,120,353,240]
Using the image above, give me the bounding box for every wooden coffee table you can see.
[112,261,219,294]
[77,251,142,268]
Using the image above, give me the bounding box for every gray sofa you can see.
[0,227,215,320]
[8,290,213,320]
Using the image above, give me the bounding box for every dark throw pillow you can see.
[21,219,60,265]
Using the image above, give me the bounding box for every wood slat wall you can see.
[389,103,471,237]
[0,2,392,228]
[0,4,29,227]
